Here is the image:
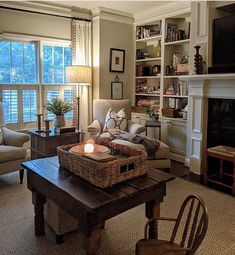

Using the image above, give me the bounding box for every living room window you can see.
[0,41,37,84]
[0,38,74,129]
[42,44,72,84]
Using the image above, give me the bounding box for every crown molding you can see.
[92,6,133,25]
[134,1,191,25]
[0,1,91,19]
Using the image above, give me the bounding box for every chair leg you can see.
[19,169,24,184]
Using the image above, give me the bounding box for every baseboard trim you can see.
[182,172,204,184]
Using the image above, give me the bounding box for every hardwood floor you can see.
[169,161,233,195]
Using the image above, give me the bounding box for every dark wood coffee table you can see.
[22,157,174,255]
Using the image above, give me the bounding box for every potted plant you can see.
[46,98,72,128]
[146,106,159,121]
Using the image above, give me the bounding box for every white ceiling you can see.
[44,1,175,16]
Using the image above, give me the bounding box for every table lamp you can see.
[65,65,92,129]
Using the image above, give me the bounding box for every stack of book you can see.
[165,23,186,42]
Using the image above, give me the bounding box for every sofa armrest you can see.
[2,127,30,147]
[87,120,102,134]
[128,120,145,134]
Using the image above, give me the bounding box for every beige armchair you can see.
[88,99,145,135]
[0,101,30,183]
[0,127,30,183]
[88,99,171,170]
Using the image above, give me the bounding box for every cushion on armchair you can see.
[0,145,27,163]
[103,108,128,132]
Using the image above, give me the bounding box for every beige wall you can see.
[0,8,72,40]
[93,18,134,101]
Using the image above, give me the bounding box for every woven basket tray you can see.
[57,141,147,188]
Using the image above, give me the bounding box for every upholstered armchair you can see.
[88,99,145,135]
[88,99,171,170]
[0,127,30,183]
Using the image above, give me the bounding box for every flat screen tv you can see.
[213,15,235,67]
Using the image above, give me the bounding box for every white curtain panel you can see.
[74,20,92,131]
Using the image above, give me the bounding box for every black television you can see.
[210,15,235,73]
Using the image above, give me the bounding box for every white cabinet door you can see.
[161,118,186,156]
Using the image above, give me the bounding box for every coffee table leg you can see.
[32,191,46,236]
[146,200,161,239]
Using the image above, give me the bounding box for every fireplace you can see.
[207,99,235,148]
[183,74,235,175]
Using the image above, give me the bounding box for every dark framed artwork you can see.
[109,48,125,73]
[111,82,123,99]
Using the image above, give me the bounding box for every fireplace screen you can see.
[207,99,235,148]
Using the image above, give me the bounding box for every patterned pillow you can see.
[103,108,128,132]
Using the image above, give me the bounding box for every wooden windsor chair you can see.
[136,195,208,255]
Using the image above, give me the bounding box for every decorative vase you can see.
[194,45,203,74]
[54,114,65,129]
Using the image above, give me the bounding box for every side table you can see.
[145,120,161,140]
[29,129,80,159]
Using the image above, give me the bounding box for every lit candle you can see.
[84,143,94,153]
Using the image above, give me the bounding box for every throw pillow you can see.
[103,108,128,132]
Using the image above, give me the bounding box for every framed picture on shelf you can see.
[111,82,123,99]
[109,48,125,72]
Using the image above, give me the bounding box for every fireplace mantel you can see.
[178,73,235,81]
[185,73,235,175]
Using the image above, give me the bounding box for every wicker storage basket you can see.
[57,141,147,188]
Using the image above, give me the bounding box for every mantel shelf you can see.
[177,73,235,80]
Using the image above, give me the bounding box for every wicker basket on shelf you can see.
[57,141,147,188]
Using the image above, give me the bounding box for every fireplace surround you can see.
[183,74,235,175]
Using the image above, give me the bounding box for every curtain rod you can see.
[0,6,91,22]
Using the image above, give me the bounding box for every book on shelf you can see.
[165,23,188,42]
[136,23,161,40]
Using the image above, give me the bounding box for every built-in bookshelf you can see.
[134,12,191,119]
[133,11,191,162]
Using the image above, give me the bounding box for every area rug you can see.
[0,172,235,255]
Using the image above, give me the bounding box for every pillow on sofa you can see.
[103,108,127,132]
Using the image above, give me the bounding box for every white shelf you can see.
[136,76,160,79]
[164,75,189,79]
[136,57,161,62]
[135,93,160,97]
[163,95,188,98]
[136,35,162,43]
[164,39,190,46]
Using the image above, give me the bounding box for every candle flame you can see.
[84,143,94,153]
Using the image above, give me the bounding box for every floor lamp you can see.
[65,65,92,130]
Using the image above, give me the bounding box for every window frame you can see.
[0,35,73,130]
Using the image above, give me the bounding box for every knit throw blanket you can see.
[109,130,160,158]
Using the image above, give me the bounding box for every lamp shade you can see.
[66,65,92,85]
